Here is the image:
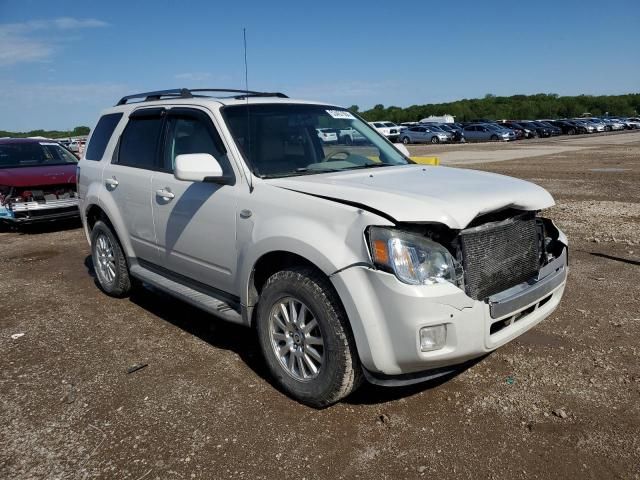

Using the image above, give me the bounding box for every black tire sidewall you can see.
[256,269,355,407]
[90,220,131,297]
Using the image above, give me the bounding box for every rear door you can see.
[413,127,427,142]
[465,125,478,140]
[102,108,164,262]
[150,107,238,293]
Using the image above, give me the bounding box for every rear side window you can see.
[117,115,164,169]
[85,113,123,161]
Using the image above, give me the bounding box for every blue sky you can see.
[1,0,638,131]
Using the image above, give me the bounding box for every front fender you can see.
[235,182,394,309]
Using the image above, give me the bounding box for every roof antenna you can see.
[243,27,254,192]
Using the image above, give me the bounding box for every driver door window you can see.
[162,112,231,174]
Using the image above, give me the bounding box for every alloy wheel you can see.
[95,233,116,285]
[268,297,324,381]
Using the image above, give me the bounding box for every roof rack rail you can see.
[116,88,192,105]
[115,88,288,106]
[189,89,288,99]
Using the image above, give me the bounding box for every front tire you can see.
[90,220,132,297]
[430,136,439,144]
[490,134,499,141]
[256,267,362,408]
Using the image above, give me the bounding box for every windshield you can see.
[383,122,397,127]
[223,104,410,178]
[0,142,78,169]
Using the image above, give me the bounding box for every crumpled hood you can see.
[0,164,76,188]
[267,164,554,229]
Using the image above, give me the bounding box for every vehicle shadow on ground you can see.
[83,255,480,405]
[589,252,640,266]
[125,278,273,385]
[3,218,82,235]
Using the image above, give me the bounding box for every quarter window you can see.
[85,113,123,161]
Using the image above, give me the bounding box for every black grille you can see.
[459,215,540,300]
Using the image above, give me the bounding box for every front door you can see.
[151,107,238,294]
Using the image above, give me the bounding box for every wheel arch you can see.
[82,201,135,259]
[245,249,334,326]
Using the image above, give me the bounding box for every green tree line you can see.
[351,93,640,123]
[0,126,90,139]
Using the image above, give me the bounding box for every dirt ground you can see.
[1,132,639,479]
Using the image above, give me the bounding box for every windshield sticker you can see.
[326,110,355,120]
[39,142,61,146]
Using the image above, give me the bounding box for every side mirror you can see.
[174,153,227,183]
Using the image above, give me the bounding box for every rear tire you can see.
[568,128,576,135]
[256,267,362,408]
[90,220,132,298]
[401,136,410,145]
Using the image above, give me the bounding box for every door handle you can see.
[105,177,119,189]
[155,188,175,200]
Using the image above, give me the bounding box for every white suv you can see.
[78,88,568,407]
[368,121,402,142]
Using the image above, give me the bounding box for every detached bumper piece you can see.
[363,357,485,387]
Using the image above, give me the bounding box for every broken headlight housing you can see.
[368,227,463,287]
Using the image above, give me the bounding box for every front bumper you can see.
[331,245,568,378]
[0,198,79,224]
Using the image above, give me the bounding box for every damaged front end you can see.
[330,207,569,379]
[367,208,568,315]
[0,184,79,224]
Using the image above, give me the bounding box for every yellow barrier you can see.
[410,156,440,166]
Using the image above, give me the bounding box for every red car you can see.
[0,138,79,224]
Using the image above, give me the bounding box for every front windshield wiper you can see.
[261,167,342,179]
[260,163,397,179]
[341,163,397,170]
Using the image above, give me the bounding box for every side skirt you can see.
[129,260,244,325]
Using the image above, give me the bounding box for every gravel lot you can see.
[1,132,639,479]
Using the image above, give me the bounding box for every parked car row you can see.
[384,115,639,144]
[58,138,86,154]
[317,114,638,146]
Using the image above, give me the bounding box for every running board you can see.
[129,264,243,325]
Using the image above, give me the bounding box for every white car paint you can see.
[268,164,554,229]
[79,93,568,385]
[368,121,401,139]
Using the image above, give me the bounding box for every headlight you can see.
[367,227,463,286]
